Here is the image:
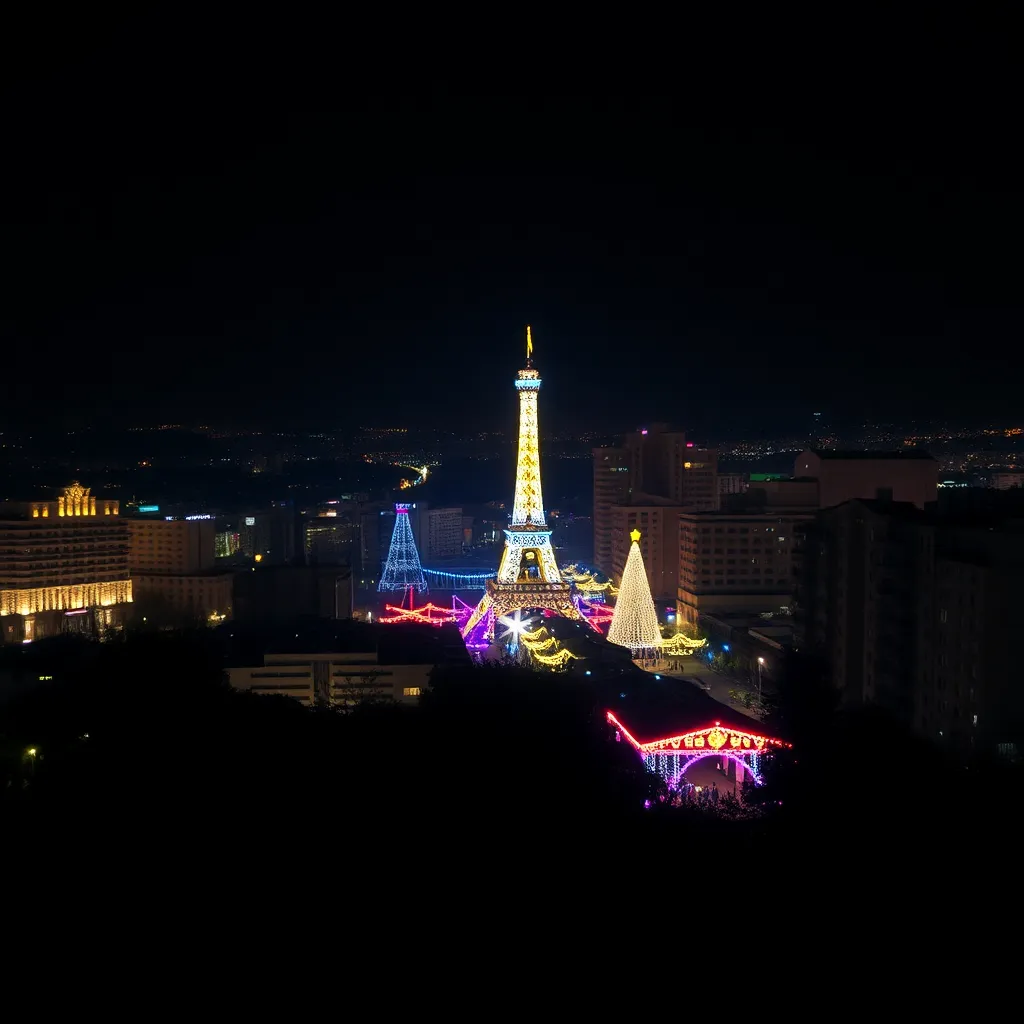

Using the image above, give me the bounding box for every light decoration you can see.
[0,580,133,617]
[496,608,531,653]
[606,711,791,790]
[520,626,580,670]
[573,592,614,633]
[607,529,662,656]
[461,328,583,645]
[378,503,428,594]
[660,631,708,656]
[378,587,457,626]
[562,563,618,597]
[423,567,496,591]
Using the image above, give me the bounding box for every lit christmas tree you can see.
[607,529,663,657]
[378,503,428,593]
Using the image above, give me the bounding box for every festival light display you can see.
[461,328,582,643]
[423,568,495,591]
[606,711,790,790]
[660,630,708,656]
[520,626,580,670]
[607,529,663,656]
[378,503,428,594]
[378,588,457,626]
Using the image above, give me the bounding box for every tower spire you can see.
[526,324,533,367]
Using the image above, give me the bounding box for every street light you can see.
[757,657,765,700]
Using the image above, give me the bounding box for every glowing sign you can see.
[185,514,213,521]
[138,505,160,512]
[245,516,256,526]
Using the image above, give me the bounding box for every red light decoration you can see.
[378,587,457,627]
[605,711,791,754]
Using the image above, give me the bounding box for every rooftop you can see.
[808,448,936,461]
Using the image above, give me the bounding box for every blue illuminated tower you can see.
[378,503,428,593]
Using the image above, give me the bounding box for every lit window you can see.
[403,687,421,697]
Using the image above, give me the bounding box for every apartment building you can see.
[610,501,683,602]
[677,509,812,625]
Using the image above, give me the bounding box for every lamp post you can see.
[757,657,765,701]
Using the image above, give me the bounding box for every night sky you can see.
[3,21,1022,436]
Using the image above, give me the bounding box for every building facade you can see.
[593,426,719,578]
[228,650,430,706]
[676,509,812,625]
[593,446,633,577]
[795,498,1024,756]
[610,502,683,602]
[0,482,132,643]
[795,449,938,510]
[128,516,215,573]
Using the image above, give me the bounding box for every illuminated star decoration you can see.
[496,607,530,653]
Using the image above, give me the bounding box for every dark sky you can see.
[2,19,1022,437]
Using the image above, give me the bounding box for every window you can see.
[403,687,422,697]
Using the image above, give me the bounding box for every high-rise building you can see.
[426,507,464,561]
[0,482,132,644]
[128,515,232,624]
[593,426,718,578]
[610,500,683,602]
[592,446,633,577]
[676,508,813,625]
[128,517,215,573]
[795,498,1023,756]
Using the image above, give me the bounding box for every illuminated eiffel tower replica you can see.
[462,327,582,644]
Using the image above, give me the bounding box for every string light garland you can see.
[423,568,496,591]
[607,529,663,656]
[378,504,428,594]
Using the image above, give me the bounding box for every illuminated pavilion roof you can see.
[605,686,786,750]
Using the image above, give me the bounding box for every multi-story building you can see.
[677,508,813,625]
[795,449,938,510]
[718,473,748,499]
[796,498,1024,756]
[991,472,1024,491]
[0,482,132,644]
[679,447,719,510]
[610,500,683,603]
[127,515,233,625]
[426,507,464,561]
[593,426,719,577]
[239,503,301,566]
[128,517,215,573]
[305,519,359,566]
[228,651,430,706]
[593,447,633,577]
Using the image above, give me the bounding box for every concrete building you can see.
[991,472,1024,490]
[796,498,1024,756]
[128,516,215,573]
[593,426,719,577]
[128,515,231,625]
[426,506,464,561]
[593,446,634,577]
[610,500,683,603]
[718,473,748,499]
[795,449,938,510]
[305,519,359,566]
[131,570,234,624]
[240,504,302,566]
[676,508,813,626]
[0,482,132,644]
[228,651,431,706]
